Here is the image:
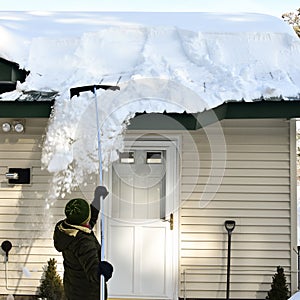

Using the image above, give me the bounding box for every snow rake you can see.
[70,83,120,300]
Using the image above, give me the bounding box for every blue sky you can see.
[0,0,299,17]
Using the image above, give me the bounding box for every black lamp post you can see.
[224,220,236,300]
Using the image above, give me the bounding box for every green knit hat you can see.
[65,198,91,225]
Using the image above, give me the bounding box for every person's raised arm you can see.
[90,186,109,228]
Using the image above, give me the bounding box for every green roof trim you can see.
[129,112,198,130]
[0,100,299,128]
[216,100,300,119]
[193,100,300,129]
[0,100,54,118]
[129,100,300,130]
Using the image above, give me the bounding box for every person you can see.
[53,186,113,300]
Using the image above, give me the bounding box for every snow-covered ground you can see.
[289,290,300,300]
[0,11,300,210]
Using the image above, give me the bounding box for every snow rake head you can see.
[70,84,120,98]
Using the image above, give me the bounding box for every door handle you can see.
[169,213,173,230]
[162,213,174,230]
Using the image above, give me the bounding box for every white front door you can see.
[106,140,178,299]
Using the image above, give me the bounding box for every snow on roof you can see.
[0,11,296,37]
[1,11,300,197]
[0,11,299,107]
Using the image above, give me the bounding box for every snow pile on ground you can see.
[289,291,300,300]
[1,11,300,199]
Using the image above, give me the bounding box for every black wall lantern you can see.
[1,240,12,262]
[224,220,236,300]
[6,168,31,184]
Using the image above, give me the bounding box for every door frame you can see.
[104,133,180,299]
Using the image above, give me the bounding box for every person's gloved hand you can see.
[95,186,109,200]
[98,261,113,282]
[91,186,109,210]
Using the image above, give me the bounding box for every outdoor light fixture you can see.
[1,240,12,262]
[5,168,31,184]
[2,122,11,132]
[14,122,24,133]
[1,120,25,133]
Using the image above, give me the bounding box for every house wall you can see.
[0,117,297,299]
[180,118,297,299]
[0,118,91,296]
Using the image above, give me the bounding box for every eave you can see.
[128,100,300,130]
[0,100,55,118]
[0,100,299,130]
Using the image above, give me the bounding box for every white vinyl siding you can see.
[0,118,93,295]
[180,118,295,299]
[0,117,297,299]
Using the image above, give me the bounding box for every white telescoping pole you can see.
[93,86,106,300]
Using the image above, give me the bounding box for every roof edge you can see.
[0,100,54,118]
[0,100,299,129]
